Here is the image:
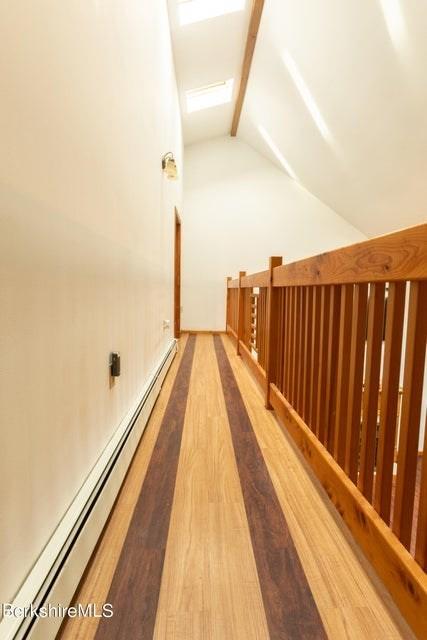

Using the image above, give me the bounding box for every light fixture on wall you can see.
[162,152,178,180]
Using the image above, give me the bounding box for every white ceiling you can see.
[167,0,251,145]
[238,0,427,236]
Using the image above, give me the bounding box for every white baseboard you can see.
[0,340,177,640]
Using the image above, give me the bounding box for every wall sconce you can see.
[162,152,178,180]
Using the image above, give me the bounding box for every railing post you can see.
[236,271,246,356]
[265,256,283,409]
[225,276,231,331]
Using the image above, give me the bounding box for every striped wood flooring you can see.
[59,334,415,640]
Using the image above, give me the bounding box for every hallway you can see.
[60,334,414,640]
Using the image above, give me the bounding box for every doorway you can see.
[174,209,181,339]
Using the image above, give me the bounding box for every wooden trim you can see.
[269,384,427,640]
[272,224,427,287]
[238,340,267,391]
[174,209,181,339]
[227,325,238,342]
[181,330,226,335]
[240,269,269,288]
[230,0,265,137]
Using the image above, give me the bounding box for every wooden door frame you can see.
[174,208,181,339]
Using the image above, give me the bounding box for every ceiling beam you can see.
[230,0,265,137]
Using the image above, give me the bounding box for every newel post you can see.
[225,276,232,332]
[265,256,283,409]
[236,271,246,356]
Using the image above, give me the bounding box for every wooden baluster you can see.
[265,257,283,409]
[302,286,314,425]
[374,282,406,522]
[247,289,251,348]
[415,413,427,569]
[277,288,285,392]
[358,283,385,502]
[225,277,232,331]
[262,288,267,366]
[296,287,306,415]
[393,281,427,549]
[289,287,297,406]
[282,288,288,396]
[258,290,263,363]
[309,287,321,431]
[345,283,368,483]
[282,289,288,397]
[260,289,265,363]
[334,284,354,466]
[316,286,331,444]
[326,285,342,453]
[236,271,246,356]
[290,287,298,406]
[284,287,293,400]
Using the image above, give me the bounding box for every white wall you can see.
[181,136,366,331]
[0,1,182,603]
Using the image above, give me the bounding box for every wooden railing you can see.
[226,223,427,639]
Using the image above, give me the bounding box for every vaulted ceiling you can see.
[168,0,427,237]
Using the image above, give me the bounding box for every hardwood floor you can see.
[154,333,269,640]
[59,334,415,640]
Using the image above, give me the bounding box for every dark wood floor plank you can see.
[213,335,327,640]
[94,335,196,640]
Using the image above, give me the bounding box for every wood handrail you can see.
[273,223,427,287]
[240,270,269,288]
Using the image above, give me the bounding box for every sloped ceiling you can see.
[238,0,427,237]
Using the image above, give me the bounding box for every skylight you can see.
[258,125,298,181]
[178,0,246,26]
[186,79,234,113]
